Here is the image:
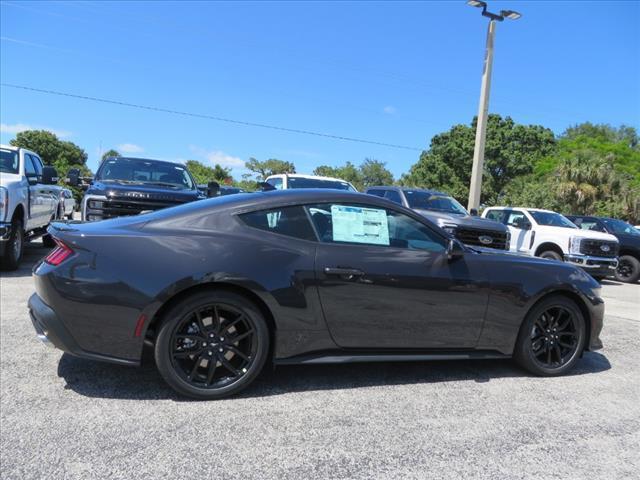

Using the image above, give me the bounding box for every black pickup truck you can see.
[566,215,640,283]
[70,157,205,222]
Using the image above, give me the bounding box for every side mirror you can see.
[469,208,479,216]
[446,238,465,261]
[41,166,59,185]
[67,168,80,187]
[207,181,220,198]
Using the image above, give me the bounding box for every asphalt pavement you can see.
[1,240,639,480]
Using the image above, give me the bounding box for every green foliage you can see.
[562,123,638,150]
[245,158,295,180]
[102,149,120,161]
[401,115,556,205]
[313,158,394,191]
[185,160,232,184]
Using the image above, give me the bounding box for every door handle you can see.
[324,267,365,278]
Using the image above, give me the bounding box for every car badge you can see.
[479,235,493,245]
[600,244,610,252]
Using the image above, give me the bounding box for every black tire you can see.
[539,250,563,262]
[514,295,585,376]
[42,234,56,248]
[0,218,24,271]
[614,255,640,283]
[155,290,270,399]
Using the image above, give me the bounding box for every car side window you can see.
[30,155,44,175]
[484,209,506,223]
[366,189,385,198]
[579,220,606,232]
[383,190,403,205]
[266,177,283,190]
[506,211,530,230]
[24,154,37,177]
[306,203,446,252]
[238,206,316,241]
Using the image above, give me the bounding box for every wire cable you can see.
[1,83,424,151]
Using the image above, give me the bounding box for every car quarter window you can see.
[383,190,403,205]
[306,203,446,252]
[238,206,316,241]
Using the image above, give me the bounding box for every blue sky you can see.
[1,1,638,178]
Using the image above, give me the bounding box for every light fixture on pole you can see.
[466,0,521,211]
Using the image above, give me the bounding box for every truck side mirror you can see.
[67,168,80,187]
[41,166,59,185]
[207,181,220,198]
[469,208,479,216]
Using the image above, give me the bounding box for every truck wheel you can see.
[539,250,563,262]
[0,218,24,271]
[615,255,640,283]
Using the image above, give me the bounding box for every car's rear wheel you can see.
[0,218,24,271]
[514,296,585,376]
[614,255,640,283]
[539,250,563,262]
[155,290,270,399]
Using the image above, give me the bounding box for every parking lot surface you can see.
[1,241,639,480]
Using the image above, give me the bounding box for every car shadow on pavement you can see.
[0,244,49,279]
[57,350,612,401]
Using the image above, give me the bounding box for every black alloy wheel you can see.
[514,296,585,376]
[614,255,640,283]
[155,290,269,399]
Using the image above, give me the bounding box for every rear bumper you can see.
[564,254,618,277]
[28,293,138,366]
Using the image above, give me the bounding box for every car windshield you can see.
[528,210,577,228]
[0,149,19,174]
[603,218,640,236]
[287,177,356,191]
[404,191,468,215]
[96,158,195,189]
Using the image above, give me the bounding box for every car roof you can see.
[266,173,349,182]
[486,206,557,213]
[366,185,448,196]
[101,156,187,168]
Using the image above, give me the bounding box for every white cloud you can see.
[117,143,144,153]
[383,105,397,115]
[189,145,245,169]
[0,122,71,138]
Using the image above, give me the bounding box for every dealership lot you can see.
[1,241,638,480]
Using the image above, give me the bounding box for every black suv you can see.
[365,186,510,250]
[566,215,640,283]
[72,157,205,221]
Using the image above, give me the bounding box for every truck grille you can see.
[454,227,509,250]
[579,240,619,258]
[88,196,186,220]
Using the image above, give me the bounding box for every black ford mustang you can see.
[29,190,604,399]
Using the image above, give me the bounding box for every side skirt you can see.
[274,350,510,365]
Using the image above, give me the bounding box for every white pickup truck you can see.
[0,144,61,270]
[482,206,619,279]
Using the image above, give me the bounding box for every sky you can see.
[1,0,639,178]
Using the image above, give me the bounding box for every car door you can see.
[24,154,44,229]
[28,155,57,224]
[307,202,489,349]
[505,210,533,253]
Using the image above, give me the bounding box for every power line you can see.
[1,83,423,152]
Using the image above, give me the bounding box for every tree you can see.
[562,123,638,150]
[185,160,232,184]
[401,115,556,205]
[245,158,295,180]
[359,158,394,188]
[9,130,90,177]
[102,149,120,161]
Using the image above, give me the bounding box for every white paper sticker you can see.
[331,205,390,246]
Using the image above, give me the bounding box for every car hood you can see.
[616,233,640,248]
[537,225,618,242]
[88,181,203,202]
[413,209,508,232]
[0,173,22,187]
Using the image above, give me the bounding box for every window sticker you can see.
[331,205,390,245]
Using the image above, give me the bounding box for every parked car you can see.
[264,173,357,191]
[566,215,640,283]
[72,156,206,222]
[30,190,604,399]
[482,207,619,280]
[365,186,510,250]
[58,188,76,220]
[197,183,246,196]
[0,144,61,270]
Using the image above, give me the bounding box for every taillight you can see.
[44,239,75,266]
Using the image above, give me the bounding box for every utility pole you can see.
[466,1,521,211]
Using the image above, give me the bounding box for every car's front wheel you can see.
[514,295,585,376]
[155,290,270,399]
[615,255,640,283]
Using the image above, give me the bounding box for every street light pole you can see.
[468,19,496,212]
[466,1,521,211]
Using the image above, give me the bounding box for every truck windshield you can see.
[0,149,19,174]
[288,177,356,191]
[404,191,468,215]
[96,158,195,189]
[602,218,640,236]
[528,210,577,228]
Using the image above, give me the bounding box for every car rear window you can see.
[239,206,316,241]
